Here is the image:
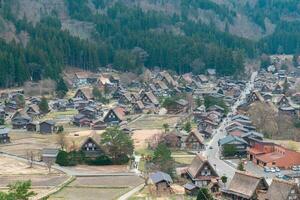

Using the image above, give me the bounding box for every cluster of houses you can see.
[218,112,300,170]
[238,69,300,119]
[150,153,300,199]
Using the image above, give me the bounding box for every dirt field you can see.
[63,164,129,174]
[50,176,144,200]
[132,129,162,150]
[0,132,59,159]
[129,115,181,129]
[0,130,104,159]
[0,155,69,199]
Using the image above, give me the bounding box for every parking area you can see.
[227,158,295,180]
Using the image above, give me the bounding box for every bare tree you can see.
[26,151,34,168]
[248,102,278,138]
[56,133,67,150]
[45,158,54,173]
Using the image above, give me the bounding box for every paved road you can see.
[203,72,257,180]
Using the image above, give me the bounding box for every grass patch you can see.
[174,157,194,164]
[135,148,153,156]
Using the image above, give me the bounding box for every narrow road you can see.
[204,72,257,180]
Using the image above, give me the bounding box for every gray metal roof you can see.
[149,171,173,184]
[0,127,10,135]
[219,135,248,146]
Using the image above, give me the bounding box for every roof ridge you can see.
[236,170,263,179]
[272,178,296,186]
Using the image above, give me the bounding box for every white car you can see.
[275,167,280,172]
[270,167,276,173]
[292,166,298,171]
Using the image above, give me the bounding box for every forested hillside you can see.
[0,0,300,87]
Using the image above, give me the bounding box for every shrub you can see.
[56,150,76,166]
[86,155,112,165]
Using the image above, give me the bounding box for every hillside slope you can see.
[0,0,300,87]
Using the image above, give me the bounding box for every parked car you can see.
[270,167,276,173]
[264,166,271,172]
[276,173,284,179]
[292,166,298,171]
[275,167,280,172]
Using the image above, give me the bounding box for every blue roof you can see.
[149,171,173,184]
[219,135,248,146]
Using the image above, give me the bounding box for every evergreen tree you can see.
[101,127,134,164]
[237,160,245,171]
[0,181,36,200]
[197,188,214,200]
[56,77,68,98]
[152,143,174,176]
[39,97,49,114]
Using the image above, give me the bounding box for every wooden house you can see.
[26,105,40,118]
[91,119,107,130]
[132,101,145,114]
[183,183,199,196]
[219,135,248,156]
[0,127,10,144]
[148,171,173,195]
[11,110,32,129]
[184,131,205,151]
[78,106,97,120]
[26,122,37,132]
[222,171,268,200]
[276,95,291,108]
[187,154,219,191]
[141,92,159,107]
[42,148,59,163]
[80,133,105,158]
[40,120,56,134]
[72,114,92,127]
[103,107,124,125]
[74,88,94,101]
[264,179,300,200]
[247,91,264,104]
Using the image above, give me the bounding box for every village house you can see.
[222,171,268,200]
[184,131,205,151]
[103,107,124,125]
[166,99,189,114]
[148,171,173,195]
[158,71,177,88]
[42,148,59,163]
[219,135,248,156]
[141,91,159,107]
[78,106,98,120]
[52,99,67,111]
[275,95,291,108]
[79,133,105,158]
[11,110,32,129]
[118,92,132,105]
[185,154,219,192]
[74,88,94,101]
[26,104,40,118]
[40,120,56,134]
[248,140,300,169]
[26,121,37,132]
[132,101,145,114]
[247,90,264,104]
[0,107,6,119]
[91,119,107,130]
[72,114,92,127]
[263,179,300,200]
[0,127,10,144]
[291,93,300,104]
[183,183,199,196]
